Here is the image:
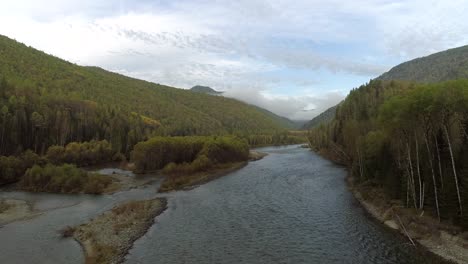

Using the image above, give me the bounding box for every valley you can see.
[2,3,468,262]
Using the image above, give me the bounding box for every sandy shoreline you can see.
[70,151,267,263]
[102,173,158,194]
[348,176,467,264]
[71,198,167,264]
[0,198,41,227]
[249,150,268,161]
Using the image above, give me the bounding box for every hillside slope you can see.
[0,36,291,134]
[0,35,291,155]
[309,77,468,226]
[378,45,468,83]
[307,39,468,233]
[304,45,468,129]
[302,105,338,130]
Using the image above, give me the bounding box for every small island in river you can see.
[69,198,167,264]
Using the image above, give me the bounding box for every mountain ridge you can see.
[0,35,292,133]
[190,85,223,95]
[303,44,468,130]
[0,34,295,155]
[377,45,468,83]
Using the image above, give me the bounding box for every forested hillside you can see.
[378,45,468,83]
[303,45,468,130]
[0,35,292,156]
[301,105,338,130]
[309,79,468,227]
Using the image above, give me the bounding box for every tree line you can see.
[0,140,116,186]
[0,77,157,156]
[308,79,468,228]
[0,34,300,194]
[20,164,112,194]
[131,136,250,173]
[46,140,124,166]
[246,131,307,146]
[0,34,292,148]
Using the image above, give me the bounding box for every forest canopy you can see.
[308,79,468,228]
[0,34,293,158]
[0,34,303,195]
[131,136,250,173]
[19,164,113,194]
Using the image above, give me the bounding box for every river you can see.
[0,145,446,263]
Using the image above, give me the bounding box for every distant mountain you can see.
[378,45,468,83]
[190,85,223,95]
[189,85,302,129]
[250,105,302,130]
[302,105,338,130]
[293,120,308,128]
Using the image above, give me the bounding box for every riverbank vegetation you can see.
[71,198,167,264]
[19,164,113,194]
[0,134,269,194]
[246,131,308,146]
[308,79,468,229]
[131,136,249,172]
[0,150,45,185]
[0,140,122,193]
[131,136,250,191]
[46,140,123,166]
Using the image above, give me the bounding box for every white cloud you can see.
[223,86,345,120]
[0,0,467,119]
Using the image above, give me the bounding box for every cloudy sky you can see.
[1,0,468,120]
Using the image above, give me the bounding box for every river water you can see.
[0,145,447,263]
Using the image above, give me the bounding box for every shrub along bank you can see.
[19,164,112,194]
[131,136,250,191]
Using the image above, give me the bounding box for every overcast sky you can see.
[1,0,468,120]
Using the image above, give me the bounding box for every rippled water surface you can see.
[0,146,446,264]
[126,146,444,264]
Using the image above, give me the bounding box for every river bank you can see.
[0,145,452,263]
[0,166,158,197]
[348,176,468,264]
[158,150,267,192]
[0,150,264,228]
[0,198,40,226]
[159,162,248,192]
[70,150,267,262]
[71,198,167,264]
[97,169,159,194]
[249,150,268,161]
